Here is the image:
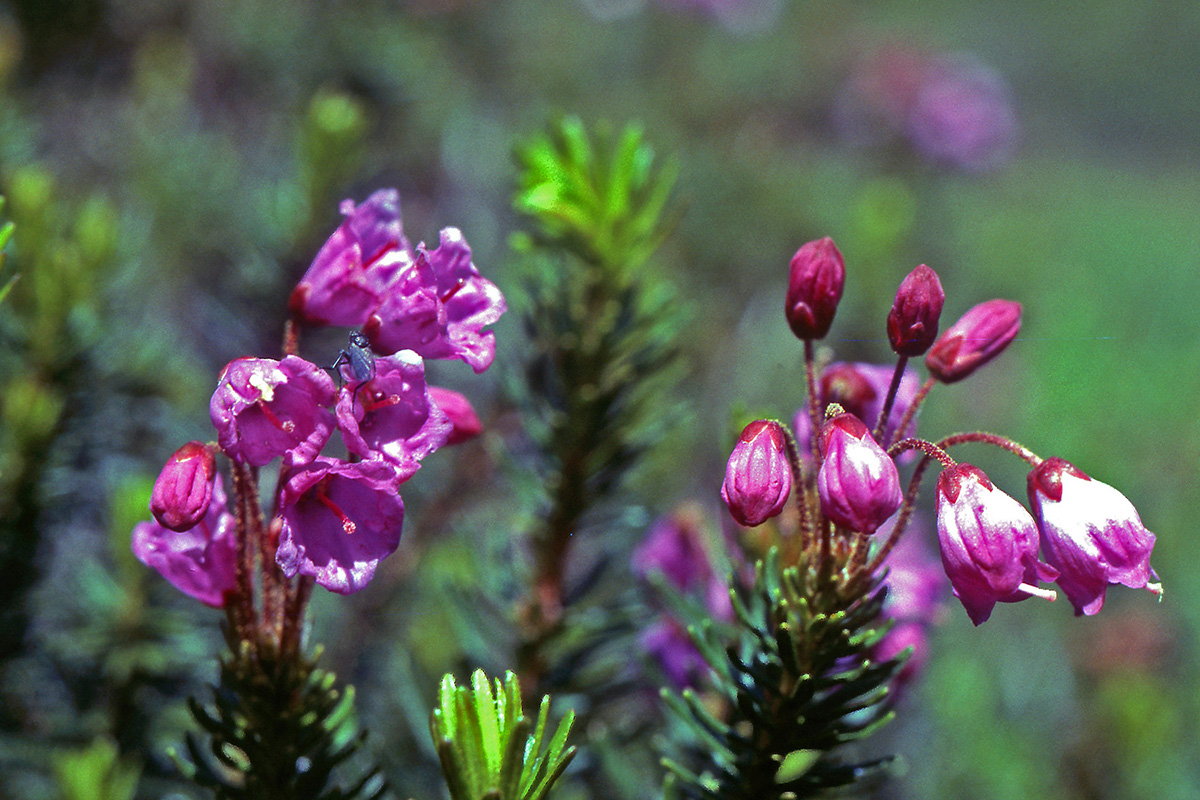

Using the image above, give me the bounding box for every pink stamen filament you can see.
[315,481,356,535]
[257,401,296,434]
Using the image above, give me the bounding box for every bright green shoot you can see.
[430,670,577,800]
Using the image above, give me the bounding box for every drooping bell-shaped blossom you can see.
[925,299,1021,384]
[1027,457,1161,616]
[132,474,238,608]
[151,441,216,532]
[275,458,406,595]
[794,362,922,459]
[210,356,336,467]
[364,229,507,373]
[428,386,483,445]
[633,506,714,592]
[335,350,451,478]
[289,189,413,328]
[887,264,945,357]
[935,463,1057,625]
[817,413,902,534]
[721,420,792,527]
[784,237,845,341]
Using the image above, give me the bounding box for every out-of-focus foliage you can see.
[0,2,1196,800]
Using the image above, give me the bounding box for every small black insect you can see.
[329,331,376,410]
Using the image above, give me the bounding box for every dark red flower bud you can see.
[924,299,1021,383]
[785,237,845,340]
[887,264,945,356]
[150,441,217,532]
[819,363,878,423]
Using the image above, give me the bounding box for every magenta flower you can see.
[275,458,406,594]
[1027,458,1162,616]
[874,621,929,694]
[210,356,336,467]
[428,386,483,445]
[935,463,1057,625]
[288,189,413,328]
[633,507,714,592]
[335,351,451,477]
[784,237,845,341]
[924,299,1021,384]
[794,362,921,458]
[721,420,792,527]
[817,413,902,534]
[364,228,507,373]
[887,263,945,357]
[132,475,238,608]
[150,441,217,532]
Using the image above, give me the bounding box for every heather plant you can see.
[657,245,1162,799]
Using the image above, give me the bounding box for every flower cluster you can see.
[721,237,1161,641]
[833,46,1018,172]
[134,190,505,616]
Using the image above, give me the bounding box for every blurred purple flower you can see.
[633,506,715,592]
[132,475,238,608]
[834,48,1017,172]
[641,620,709,689]
[907,56,1017,172]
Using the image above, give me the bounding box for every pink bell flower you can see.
[364,229,507,373]
[288,189,413,328]
[1027,458,1162,616]
[132,475,238,608]
[334,350,451,477]
[150,441,216,532]
[210,356,336,467]
[721,420,792,527]
[816,413,902,534]
[275,458,407,595]
[935,463,1057,625]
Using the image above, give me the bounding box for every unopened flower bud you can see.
[924,299,1021,383]
[1027,458,1161,616]
[721,420,792,527]
[936,462,1057,625]
[151,441,217,532]
[887,263,945,356]
[428,386,483,445]
[816,413,901,533]
[785,237,845,340]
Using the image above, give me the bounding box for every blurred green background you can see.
[0,0,1197,798]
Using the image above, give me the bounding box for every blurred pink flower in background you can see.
[834,46,1017,172]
